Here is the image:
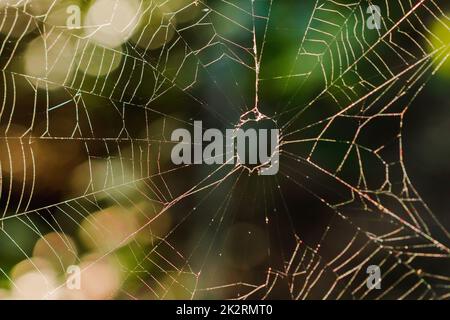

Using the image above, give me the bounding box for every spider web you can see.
[0,0,449,300]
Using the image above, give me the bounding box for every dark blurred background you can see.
[0,0,449,299]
